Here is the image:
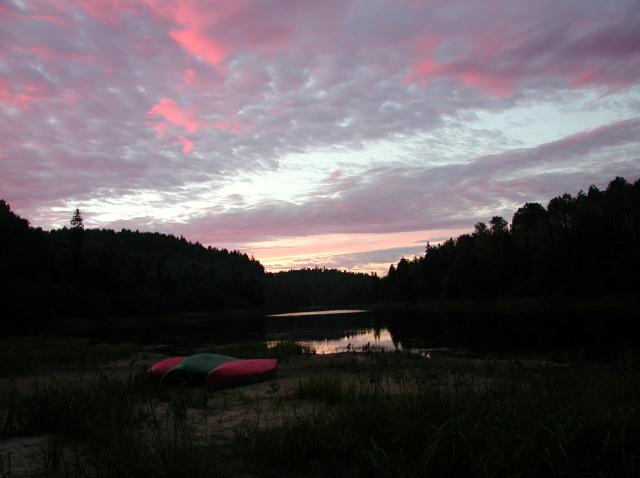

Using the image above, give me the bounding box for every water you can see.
[263,309,449,355]
[83,307,640,361]
[265,310,402,354]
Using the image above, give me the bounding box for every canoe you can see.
[147,356,187,380]
[162,353,238,385]
[205,358,278,389]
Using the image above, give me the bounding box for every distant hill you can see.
[265,268,380,308]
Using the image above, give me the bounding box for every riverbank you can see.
[1,338,639,477]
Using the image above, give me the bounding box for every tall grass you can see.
[0,375,230,477]
[241,364,640,477]
[206,339,315,361]
[296,376,344,405]
[2,336,639,477]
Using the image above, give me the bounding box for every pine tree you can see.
[71,208,84,230]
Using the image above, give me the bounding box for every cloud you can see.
[1,0,639,273]
[174,118,640,244]
[170,29,226,66]
[263,245,427,274]
[148,97,203,132]
[405,1,640,94]
[178,135,193,153]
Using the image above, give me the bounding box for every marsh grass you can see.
[0,447,9,478]
[205,340,314,362]
[296,376,344,405]
[242,362,640,477]
[268,340,315,359]
[0,374,232,477]
[0,336,316,477]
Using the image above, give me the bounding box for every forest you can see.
[0,201,265,324]
[0,200,379,325]
[385,176,640,300]
[265,268,380,307]
[2,176,639,325]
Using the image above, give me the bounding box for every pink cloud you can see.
[405,2,640,95]
[178,136,194,153]
[183,68,196,85]
[170,29,226,65]
[213,119,250,134]
[75,0,138,24]
[144,0,245,65]
[147,97,202,132]
[2,0,640,275]
[0,79,51,108]
[142,0,305,68]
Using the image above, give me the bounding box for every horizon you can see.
[2,173,631,278]
[2,0,640,276]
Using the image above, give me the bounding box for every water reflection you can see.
[262,308,640,360]
[265,317,455,355]
[267,309,370,318]
[84,306,640,362]
[301,329,397,354]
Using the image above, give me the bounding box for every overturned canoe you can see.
[147,356,187,380]
[205,358,278,389]
[162,353,239,385]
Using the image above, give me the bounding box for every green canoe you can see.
[161,353,238,385]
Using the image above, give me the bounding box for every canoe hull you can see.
[161,353,239,385]
[147,356,187,380]
[206,358,278,388]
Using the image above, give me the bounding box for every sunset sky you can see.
[2,0,640,274]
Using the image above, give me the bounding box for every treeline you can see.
[1,200,265,324]
[265,268,380,308]
[1,201,381,324]
[3,175,638,324]
[384,176,640,300]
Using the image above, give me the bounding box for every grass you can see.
[0,374,232,477]
[240,359,640,477]
[1,335,639,477]
[0,336,316,477]
[295,376,344,405]
[204,340,315,362]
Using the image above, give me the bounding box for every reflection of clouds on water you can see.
[263,309,453,355]
[303,329,400,354]
[267,309,370,318]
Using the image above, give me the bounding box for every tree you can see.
[474,222,488,235]
[547,194,575,228]
[511,203,546,232]
[489,216,508,234]
[71,208,84,230]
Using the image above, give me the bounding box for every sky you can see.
[1,0,640,275]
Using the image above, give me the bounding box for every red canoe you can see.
[205,358,278,388]
[147,356,187,380]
